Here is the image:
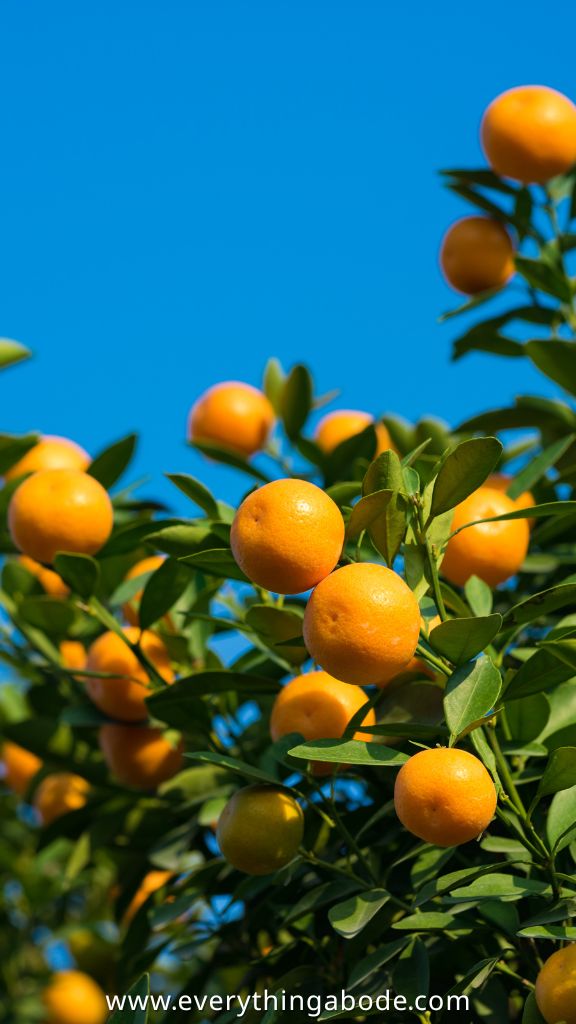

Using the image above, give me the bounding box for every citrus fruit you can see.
[217,785,304,875]
[270,670,376,774]
[122,869,173,926]
[303,562,420,686]
[315,410,392,456]
[487,472,536,526]
[188,381,274,457]
[34,772,90,826]
[86,627,174,722]
[231,478,344,594]
[99,724,184,789]
[535,944,576,1024]
[60,640,87,671]
[8,469,114,564]
[440,217,515,295]
[42,970,107,1024]
[481,85,576,184]
[394,747,497,847]
[441,486,530,587]
[18,555,70,597]
[5,435,90,482]
[1,740,42,796]
[122,555,166,626]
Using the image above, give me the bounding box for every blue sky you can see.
[1,1,573,509]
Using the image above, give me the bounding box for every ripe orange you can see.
[535,944,576,1024]
[315,410,393,456]
[4,435,90,482]
[8,469,114,564]
[34,772,90,826]
[188,381,275,458]
[231,478,344,594]
[99,724,184,789]
[217,785,304,875]
[122,555,166,626]
[303,562,420,686]
[481,85,576,184]
[487,473,536,527]
[18,555,70,598]
[86,628,174,722]
[270,670,376,775]
[440,217,515,295]
[1,740,42,797]
[122,869,173,926]
[60,640,87,672]
[394,747,497,847]
[42,970,107,1024]
[441,486,529,588]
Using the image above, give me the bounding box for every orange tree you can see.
[1,85,576,1024]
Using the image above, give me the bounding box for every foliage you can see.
[1,167,576,1024]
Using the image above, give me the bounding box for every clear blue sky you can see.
[1,1,572,508]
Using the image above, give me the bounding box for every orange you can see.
[535,944,576,1024]
[303,562,420,686]
[270,670,375,775]
[99,724,184,789]
[60,640,87,672]
[122,870,173,926]
[42,970,107,1024]
[440,217,515,295]
[481,85,576,184]
[441,486,529,588]
[1,740,42,797]
[394,747,497,847]
[18,555,70,598]
[122,555,166,626]
[86,628,173,722]
[34,772,90,826]
[4,435,90,482]
[315,410,393,456]
[188,381,274,458]
[231,478,344,594]
[8,469,113,564]
[487,473,536,527]
[217,785,304,875]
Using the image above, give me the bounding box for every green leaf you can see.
[547,786,576,852]
[464,576,493,616]
[444,655,501,744]
[17,596,76,636]
[328,889,389,938]
[504,584,576,628]
[324,425,377,484]
[516,255,573,301]
[53,553,100,599]
[147,668,279,713]
[361,450,407,564]
[348,938,409,989]
[88,434,137,489]
[505,648,575,701]
[451,502,576,536]
[392,912,457,931]
[262,357,286,414]
[542,637,576,673]
[0,432,39,475]
[431,437,503,516]
[363,449,404,494]
[507,435,576,499]
[522,992,546,1024]
[453,330,525,361]
[180,548,250,582]
[166,473,219,518]
[288,738,408,767]
[429,615,502,665]
[526,339,576,397]
[280,364,313,440]
[448,872,550,902]
[0,338,31,371]
[191,440,271,482]
[244,605,306,664]
[108,973,150,1022]
[535,748,576,804]
[345,489,395,540]
[139,558,192,631]
[519,925,576,940]
[185,751,281,785]
[415,863,511,906]
[440,167,518,194]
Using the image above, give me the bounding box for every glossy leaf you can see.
[280,364,313,440]
[328,889,389,938]
[444,655,501,744]
[288,738,408,766]
[166,473,219,518]
[431,437,502,516]
[54,552,100,599]
[88,433,137,489]
[429,614,502,665]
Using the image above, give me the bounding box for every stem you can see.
[488,726,552,864]
[88,596,166,689]
[415,642,451,676]
[497,962,535,992]
[415,505,447,620]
